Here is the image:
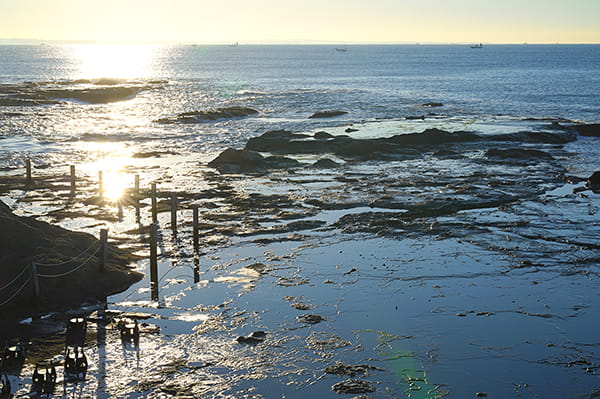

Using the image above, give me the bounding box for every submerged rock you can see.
[325,363,384,376]
[236,331,267,345]
[297,314,326,324]
[421,102,443,107]
[485,148,554,161]
[309,110,348,118]
[331,379,376,394]
[156,106,258,124]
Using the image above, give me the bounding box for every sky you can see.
[0,0,599,44]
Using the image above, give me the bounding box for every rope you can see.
[35,241,99,267]
[0,263,30,292]
[0,275,31,307]
[37,247,100,278]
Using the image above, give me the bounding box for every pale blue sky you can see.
[1,0,599,43]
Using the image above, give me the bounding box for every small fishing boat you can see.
[471,43,483,49]
[336,47,347,52]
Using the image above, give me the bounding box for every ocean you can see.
[1,44,599,398]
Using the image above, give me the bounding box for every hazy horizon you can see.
[1,0,598,45]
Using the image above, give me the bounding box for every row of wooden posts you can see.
[24,161,199,241]
[23,160,203,303]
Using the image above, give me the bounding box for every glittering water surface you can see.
[1,45,599,398]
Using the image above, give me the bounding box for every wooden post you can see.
[98,171,104,195]
[99,229,108,272]
[193,206,200,252]
[151,183,157,223]
[170,194,177,233]
[149,223,158,301]
[118,201,123,220]
[31,261,40,300]
[134,175,140,196]
[134,175,141,223]
[25,159,32,186]
[70,165,76,192]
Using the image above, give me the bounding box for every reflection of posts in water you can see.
[193,255,200,283]
[98,170,104,195]
[96,301,107,397]
[150,223,159,301]
[25,159,32,186]
[193,206,200,282]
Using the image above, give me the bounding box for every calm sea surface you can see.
[0,44,599,156]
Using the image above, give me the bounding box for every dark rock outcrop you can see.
[0,201,142,319]
[492,130,577,144]
[43,87,140,104]
[207,148,300,173]
[156,106,258,124]
[574,124,600,137]
[586,171,600,193]
[314,131,335,140]
[309,159,340,169]
[308,110,348,119]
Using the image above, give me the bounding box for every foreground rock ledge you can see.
[0,200,142,319]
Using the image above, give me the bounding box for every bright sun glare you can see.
[69,44,159,79]
[102,170,130,202]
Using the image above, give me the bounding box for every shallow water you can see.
[1,45,600,398]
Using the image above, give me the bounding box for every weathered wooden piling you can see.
[151,183,158,223]
[193,206,199,252]
[25,159,32,186]
[149,223,158,301]
[134,175,141,223]
[99,229,108,272]
[31,261,40,300]
[70,165,76,192]
[98,171,104,195]
[170,194,177,233]
[134,174,140,195]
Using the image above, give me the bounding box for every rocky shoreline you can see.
[0,200,142,320]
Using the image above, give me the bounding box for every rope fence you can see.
[36,246,100,278]
[0,275,32,308]
[35,241,99,268]
[0,229,108,307]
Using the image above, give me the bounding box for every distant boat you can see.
[471,43,483,49]
[336,47,347,52]
[230,42,239,47]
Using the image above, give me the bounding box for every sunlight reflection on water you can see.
[67,44,163,79]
